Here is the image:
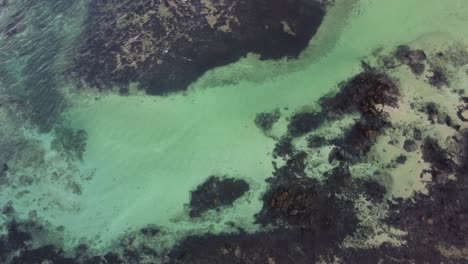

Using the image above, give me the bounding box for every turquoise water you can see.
[1,0,468,260]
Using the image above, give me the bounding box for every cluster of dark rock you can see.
[188,176,250,218]
[395,45,427,75]
[51,127,88,161]
[2,38,467,263]
[254,108,281,133]
[384,129,468,263]
[171,69,401,263]
[71,0,327,94]
[457,97,468,122]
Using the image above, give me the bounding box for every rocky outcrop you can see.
[71,0,327,94]
[189,176,249,218]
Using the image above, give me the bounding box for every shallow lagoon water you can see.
[1,0,468,260]
[64,0,468,245]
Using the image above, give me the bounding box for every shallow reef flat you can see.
[0,0,468,263]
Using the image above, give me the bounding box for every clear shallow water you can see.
[1,0,468,257]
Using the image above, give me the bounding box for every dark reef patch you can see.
[188,176,249,218]
[394,45,427,75]
[11,245,78,264]
[320,71,399,117]
[457,97,468,122]
[51,127,88,161]
[169,227,348,264]
[254,108,280,133]
[257,175,358,237]
[423,102,453,126]
[171,163,360,264]
[317,71,400,161]
[2,46,467,263]
[385,131,468,263]
[272,136,294,159]
[331,117,392,161]
[171,69,404,262]
[421,137,457,182]
[403,139,417,152]
[71,0,327,94]
[287,111,324,137]
[428,66,450,87]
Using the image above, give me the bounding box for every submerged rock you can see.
[428,66,450,87]
[51,127,88,161]
[171,165,359,264]
[189,176,249,218]
[395,45,427,75]
[457,97,468,122]
[421,137,457,181]
[258,176,358,235]
[272,136,294,159]
[11,245,78,264]
[254,109,280,133]
[403,139,417,152]
[386,131,468,263]
[320,71,400,117]
[72,0,327,94]
[287,111,324,137]
[0,163,7,179]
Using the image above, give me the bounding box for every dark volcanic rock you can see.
[386,131,468,263]
[421,137,457,182]
[171,167,359,264]
[428,66,450,87]
[259,159,359,242]
[277,71,399,163]
[403,139,417,152]
[140,225,160,237]
[11,245,78,264]
[331,117,392,161]
[273,151,308,179]
[424,102,450,125]
[6,221,32,250]
[169,224,354,264]
[51,127,88,161]
[189,176,249,217]
[318,71,399,161]
[413,128,422,141]
[287,111,324,137]
[395,154,407,164]
[72,0,327,94]
[254,108,280,132]
[321,71,399,117]
[394,45,427,75]
[457,97,468,122]
[272,136,294,159]
[307,134,327,148]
